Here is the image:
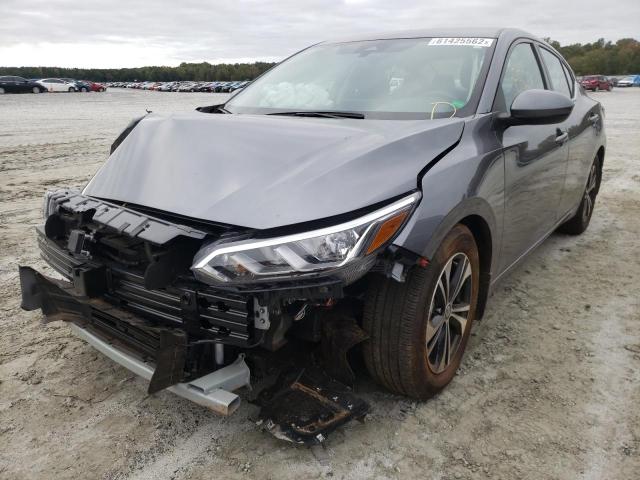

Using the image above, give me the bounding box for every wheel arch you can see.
[458,214,493,320]
[596,145,605,167]
[595,145,605,194]
[394,196,499,320]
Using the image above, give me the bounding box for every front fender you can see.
[392,116,505,278]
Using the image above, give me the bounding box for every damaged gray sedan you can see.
[20,28,605,444]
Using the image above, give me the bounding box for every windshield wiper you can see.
[267,111,365,119]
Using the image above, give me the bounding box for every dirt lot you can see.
[0,88,639,480]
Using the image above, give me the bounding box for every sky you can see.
[1,0,638,68]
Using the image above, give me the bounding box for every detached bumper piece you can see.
[257,368,369,445]
[19,266,251,415]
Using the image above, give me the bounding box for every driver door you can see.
[495,42,569,273]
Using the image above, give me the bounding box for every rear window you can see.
[539,48,571,98]
[561,63,575,97]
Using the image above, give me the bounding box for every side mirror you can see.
[502,89,573,125]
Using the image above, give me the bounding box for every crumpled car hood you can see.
[83,112,464,230]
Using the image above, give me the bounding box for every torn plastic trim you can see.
[44,190,208,245]
[70,323,250,416]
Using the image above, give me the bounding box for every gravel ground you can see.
[0,88,639,480]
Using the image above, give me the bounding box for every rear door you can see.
[14,77,30,93]
[494,41,570,273]
[537,46,599,217]
[47,79,65,92]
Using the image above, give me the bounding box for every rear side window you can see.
[561,63,575,97]
[499,43,545,110]
[539,48,571,98]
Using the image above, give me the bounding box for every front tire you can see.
[68,87,74,92]
[363,224,479,399]
[558,155,601,235]
[32,87,40,93]
[0,87,5,94]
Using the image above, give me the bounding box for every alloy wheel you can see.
[582,162,598,223]
[426,252,473,373]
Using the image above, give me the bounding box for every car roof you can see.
[324,27,535,44]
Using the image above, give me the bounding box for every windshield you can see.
[226,38,495,119]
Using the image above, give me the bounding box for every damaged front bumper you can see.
[20,190,376,442]
[19,266,251,416]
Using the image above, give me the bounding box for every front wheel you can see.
[363,224,479,399]
[558,155,601,235]
[68,87,74,92]
[0,87,5,94]
[32,87,40,93]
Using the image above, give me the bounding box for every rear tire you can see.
[32,87,40,93]
[363,224,479,399]
[0,87,5,94]
[68,87,74,92]
[558,155,601,235]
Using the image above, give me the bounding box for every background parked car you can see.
[36,78,77,92]
[74,80,93,92]
[580,75,613,91]
[84,81,107,92]
[617,75,640,87]
[0,76,47,94]
[59,78,84,91]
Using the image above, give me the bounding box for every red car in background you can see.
[83,81,107,92]
[580,75,613,91]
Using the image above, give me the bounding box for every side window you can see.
[499,43,545,110]
[539,48,571,98]
[561,63,575,97]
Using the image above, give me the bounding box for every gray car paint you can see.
[394,29,604,290]
[83,28,605,301]
[83,113,464,230]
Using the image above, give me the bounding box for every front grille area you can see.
[37,227,253,347]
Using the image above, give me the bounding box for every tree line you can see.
[1,37,639,81]
[546,38,639,75]
[0,61,277,82]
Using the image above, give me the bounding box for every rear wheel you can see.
[80,87,88,92]
[363,224,479,399]
[0,87,5,94]
[558,155,601,235]
[68,87,74,92]
[32,86,40,93]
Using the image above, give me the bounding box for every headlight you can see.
[191,192,420,285]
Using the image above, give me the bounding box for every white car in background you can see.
[36,78,77,92]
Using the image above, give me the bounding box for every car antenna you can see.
[145,109,152,114]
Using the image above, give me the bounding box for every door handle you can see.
[588,113,600,124]
[555,130,569,144]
